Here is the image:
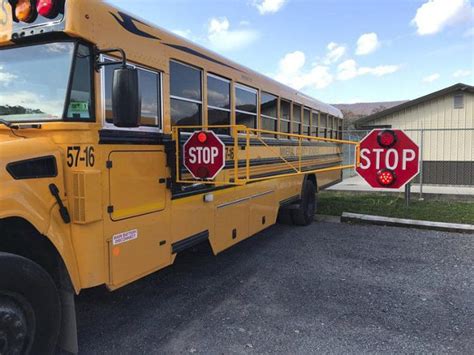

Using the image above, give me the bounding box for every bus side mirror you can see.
[112,67,141,128]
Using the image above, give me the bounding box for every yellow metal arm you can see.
[172,125,360,186]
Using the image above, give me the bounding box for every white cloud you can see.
[412,0,473,36]
[337,60,359,80]
[453,69,472,78]
[274,51,333,90]
[323,42,346,64]
[0,66,17,86]
[209,17,230,33]
[278,51,306,74]
[336,59,399,80]
[253,0,287,15]
[207,17,259,52]
[422,73,441,82]
[356,33,380,55]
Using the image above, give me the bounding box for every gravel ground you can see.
[76,222,474,354]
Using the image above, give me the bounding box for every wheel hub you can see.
[0,296,30,355]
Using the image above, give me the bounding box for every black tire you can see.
[291,179,317,226]
[277,208,293,225]
[0,252,61,354]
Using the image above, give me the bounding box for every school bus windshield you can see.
[0,41,93,122]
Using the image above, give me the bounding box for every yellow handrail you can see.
[171,125,360,186]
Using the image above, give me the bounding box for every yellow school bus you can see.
[0,0,357,353]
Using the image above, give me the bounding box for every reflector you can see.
[377,169,396,186]
[197,132,208,144]
[377,130,397,149]
[37,0,57,18]
[15,0,36,23]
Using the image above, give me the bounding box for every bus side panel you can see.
[248,181,278,237]
[214,199,249,254]
[170,194,214,248]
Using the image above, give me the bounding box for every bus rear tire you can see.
[0,252,61,355]
[292,180,317,226]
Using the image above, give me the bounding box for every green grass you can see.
[317,191,474,224]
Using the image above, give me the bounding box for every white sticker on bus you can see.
[112,229,138,245]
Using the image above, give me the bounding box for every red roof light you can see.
[37,0,58,18]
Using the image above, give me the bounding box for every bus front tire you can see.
[292,180,317,226]
[0,252,61,355]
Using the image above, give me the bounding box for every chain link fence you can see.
[342,128,474,187]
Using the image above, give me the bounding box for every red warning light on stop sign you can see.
[183,131,226,180]
[356,129,420,189]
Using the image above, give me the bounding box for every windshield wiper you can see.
[0,119,12,128]
[0,119,42,130]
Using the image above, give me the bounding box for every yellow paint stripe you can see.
[113,202,165,219]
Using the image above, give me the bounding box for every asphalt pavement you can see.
[76,221,474,354]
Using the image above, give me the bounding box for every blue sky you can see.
[108,0,474,104]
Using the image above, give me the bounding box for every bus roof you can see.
[0,0,342,118]
[105,2,342,118]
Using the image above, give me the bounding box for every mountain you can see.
[332,101,408,129]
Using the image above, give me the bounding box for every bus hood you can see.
[0,136,62,171]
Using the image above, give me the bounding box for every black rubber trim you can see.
[171,185,230,200]
[172,230,209,254]
[99,130,171,145]
[246,162,341,180]
[172,161,342,200]
[177,154,342,174]
[6,156,58,180]
[224,154,340,169]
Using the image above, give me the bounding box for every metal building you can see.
[356,83,474,186]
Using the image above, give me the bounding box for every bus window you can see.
[66,44,93,120]
[303,108,311,136]
[138,69,161,127]
[207,74,230,135]
[235,84,257,129]
[170,61,202,127]
[328,115,333,138]
[331,116,336,138]
[261,92,278,137]
[320,113,327,137]
[311,111,319,137]
[292,104,302,135]
[280,99,291,136]
[104,58,161,127]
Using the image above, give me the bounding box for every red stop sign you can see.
[183,131,226,180]
[356,129,420,189]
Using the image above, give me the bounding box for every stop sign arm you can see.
[172,124,361,186]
